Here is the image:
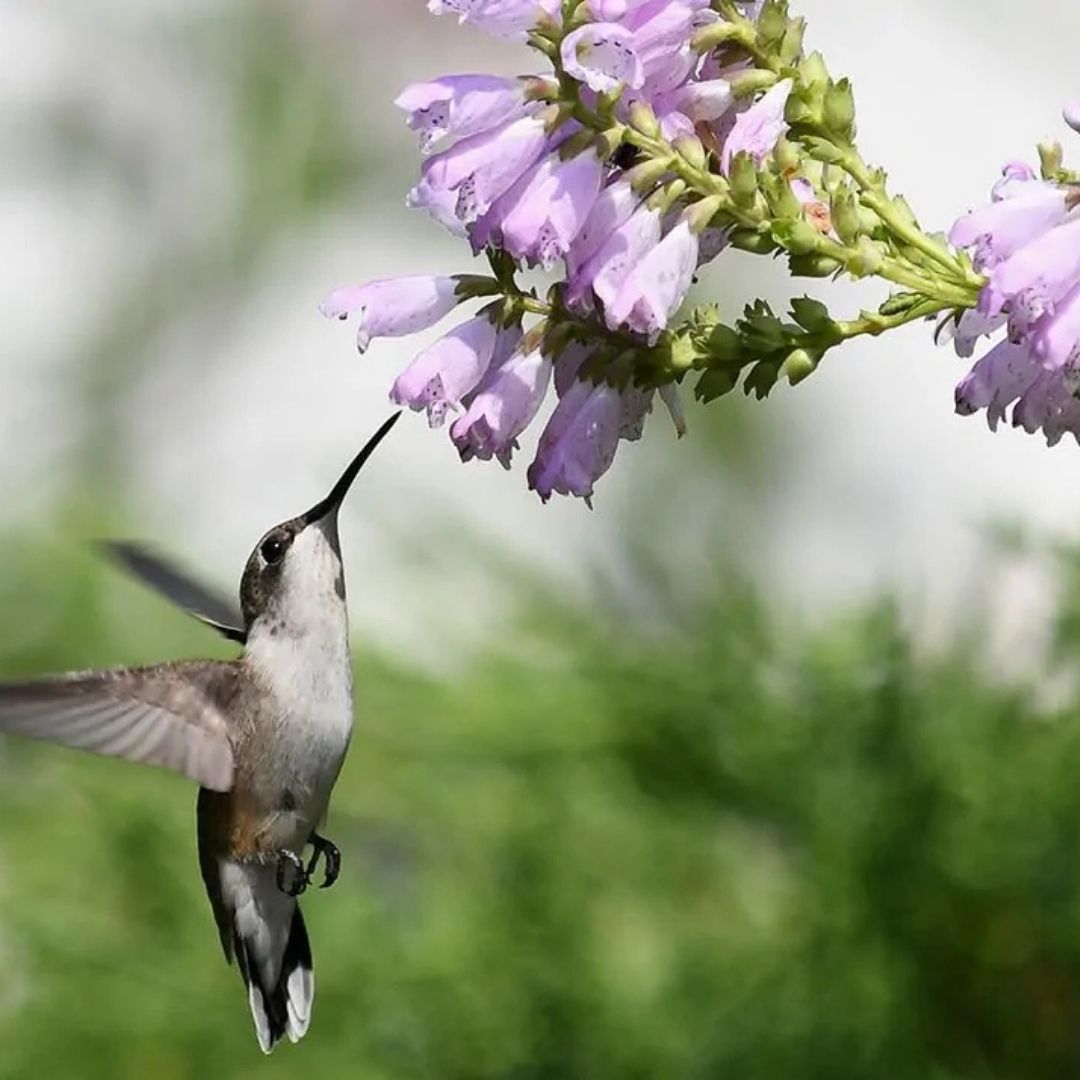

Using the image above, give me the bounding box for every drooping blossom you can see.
[427,0,560,39]
[319,276,464,353]
[395,76,540,154]
[948,145,1080,447]
[605,217,699,339]
[720,78,793,173]
[390,314,503,427]
[451,335,552,465]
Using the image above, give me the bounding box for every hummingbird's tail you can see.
[233,901,314,1053]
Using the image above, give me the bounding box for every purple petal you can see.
[986,216,1080,324]
[395,75,529,153]
[391,315,499,426]
[1031,284,1080,372]
[420,113,551,224]
[954,338,1039,430]
[527,379,623,503]
[720,79,793,174]
[499,149,604,268]
[619,386,654,441]
[561,24,644,93]
[669,78,734,122]
[319,275,463,353]
[428,0,560,39]
[605,219,699,339]
[566,179,640,278]
[451,345,553,465]
[571,203,663,310]
[949,184,1069,271]
[1065,102,1080,134]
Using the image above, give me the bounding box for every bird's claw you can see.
[306,832,341,890]
[275,849,309,897]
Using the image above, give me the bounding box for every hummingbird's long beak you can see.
[301,412,402,529]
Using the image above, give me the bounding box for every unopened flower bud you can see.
[684,195,723,235]
[780,17,806,64]
[830,188,862,244]
[779,347,818,385]
[626,156,673,194]
[628,100,661,140]
[798,52,830,94]
[849,235,884,276]
[674,134,708,172]
[777,218,822,255]
[788,252,843,277]
[757,0,788,47]
[729,152,760,206]
[823,79,856,140]
[729,227,778,254]
[1039,140,1064,179]
[729,69,779,100]
[691,20,743,53]
[773,137,800,174]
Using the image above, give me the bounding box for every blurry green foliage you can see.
[0,532,1079,1079]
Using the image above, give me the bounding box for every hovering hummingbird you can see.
[0,412,401,1053]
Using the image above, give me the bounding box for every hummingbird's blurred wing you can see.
[102,541,247,644]
[0,661,236,791]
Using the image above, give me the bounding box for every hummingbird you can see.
[0,412,401,1053]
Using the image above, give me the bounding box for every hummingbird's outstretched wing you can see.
[102,541,247,644]
[0,661,236,790]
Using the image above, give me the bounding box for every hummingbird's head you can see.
[239,413,401,634]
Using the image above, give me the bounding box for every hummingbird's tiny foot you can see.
[275,849,309,897]
[307,832,341,889]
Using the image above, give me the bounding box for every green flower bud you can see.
[801,136,846,165]
[691,20,743,52]
[673,134,708,171]
[780,16,806,64]
[830,188,862,244]
[628,100,661,140]
[757,0,789,47]
[626,156,673,194]
[823,78,856,140]
[593,125,627,161]
[1039,140,1065,180]
[773,136,801,174]
[773,218,822,256]
[729,69,779,100]
[683,195,722,235]
[790,296,832,333]
[798,51,830,94]
[848,235,884,277]
[779,347,818,385]
[729,227,778,254]
[729,152,760,206]
[705,323,743,362]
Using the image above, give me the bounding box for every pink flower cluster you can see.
[323,0,789,502]
[949,108,1080,446]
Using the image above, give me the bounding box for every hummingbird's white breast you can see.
[241,526,355,852]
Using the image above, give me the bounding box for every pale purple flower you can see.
[1030,284,1080,372]
[570,203,663,310]
[390,314,500,426]
[395,76,533,154]
[982,216,1080,333]
[605,218,699,339]
[1065,102,1080,135]
[319,275,463,353]
[658,78,734,123]
[414,112,551,225]
[561,23,644,93]
[949,182,1070,272]
[956,337,1080,446]
[527,378,623,503]
[497,149,605,268]
[428,0,559,39]
[406,176,469,238]
[451,342,552,466]
[720,79,793,173]
[566,179,640,278]
[991,161,1037,202]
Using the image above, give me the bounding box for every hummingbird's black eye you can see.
[260,535,288,566]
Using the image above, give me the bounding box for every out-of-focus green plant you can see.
[2,525,1080,1079]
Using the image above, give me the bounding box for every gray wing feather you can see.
[102,541,247,644]
[0,663,236,790]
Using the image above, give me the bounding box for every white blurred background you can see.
[1,0,1078,668]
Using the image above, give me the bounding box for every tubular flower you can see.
[948,148,1080,446]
